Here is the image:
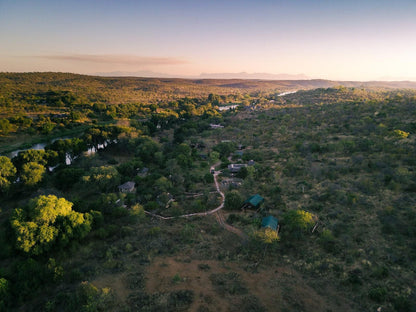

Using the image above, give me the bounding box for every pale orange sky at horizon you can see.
[1,0,415,81]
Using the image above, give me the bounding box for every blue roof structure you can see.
[262,216,278,230]
[244,194,264,208]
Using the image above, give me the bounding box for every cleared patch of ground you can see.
[145,256,353,312]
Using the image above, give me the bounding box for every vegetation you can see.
[0,73,415,311]
[0,156,16,192]
[11,195,92,255]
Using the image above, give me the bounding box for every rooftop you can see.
[244,194,264,207]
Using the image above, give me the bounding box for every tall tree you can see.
[20,162,45,187]
[0,156,16,192]
[11,195,92,255]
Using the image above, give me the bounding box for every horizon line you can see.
[1,70,416,83]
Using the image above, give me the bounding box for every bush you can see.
[282,209,315,238]
[253,228,280,244]
[180,224,195,243]
[224,190,243,210]
[130,203,145,220]
[368,286,387,302]
[62,281,115,312]
[319,229,338,252]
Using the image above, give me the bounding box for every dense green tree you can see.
[208,93,221,105]
[213,142,236,158]
[46,138,86,163]
[154,176,173,193]
[82,166,120,192]
[209,151,220,162]
[20,162,45,186]
[10,195,92,255]
[282,209,315,238]
[13,150,47,168]
[0,156,16,192]
[173,123,198,143]
[237,166,255,179]
[224,190,243,210]
[117,158,142,178]
[135,136,160,163]
[0,118,13,135]
[13,149,58,170]
[38,116,55,134]
[83,126,114,150]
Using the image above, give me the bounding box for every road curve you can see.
[144,162,247,240]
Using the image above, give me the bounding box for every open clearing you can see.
[142,256,353,312]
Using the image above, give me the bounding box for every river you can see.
[278,90,298,96]
[6,137,109,167]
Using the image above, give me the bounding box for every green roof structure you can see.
[241,194,264,210]
[262,216,278,231]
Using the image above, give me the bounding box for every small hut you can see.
[241,194,264,211]
[228,163,247,173]
[262,216,278,231]
[118,181,136,193]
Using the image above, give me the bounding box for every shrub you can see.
[316,228,334,248]
[393,129,409,138]
[253,228,280,244]
[282,209,315,238]
[130,203,145,220]
[368,286,387,302]
[172,273,181,284]
[224,190,243,210]
[180,224,195,243]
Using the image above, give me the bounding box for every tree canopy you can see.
[224,190,243,210]
[11,195,92,255]
[20,162,45,187]
[282,209,315,237]
[0,156,16,192]
[82,166,121,192]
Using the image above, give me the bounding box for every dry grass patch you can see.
[145,256,353,312]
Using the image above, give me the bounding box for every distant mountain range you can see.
[92,71,416,85]
[93,70,181,78]
[198,72,309,80]
[93,70,309,80]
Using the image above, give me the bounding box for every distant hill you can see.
[1,72,416,107]
[342,80,416,89]
[198,72,310,80]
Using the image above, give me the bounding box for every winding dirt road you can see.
[144,163,247,240]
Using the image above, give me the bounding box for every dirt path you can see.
[144,161,246,240]
[215,210,248,241]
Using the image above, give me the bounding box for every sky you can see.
[0,0,416,81]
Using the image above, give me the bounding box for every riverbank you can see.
[0,125,90,156]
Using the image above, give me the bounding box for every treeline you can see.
[0,91,223,140]
[0,72,343,108]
